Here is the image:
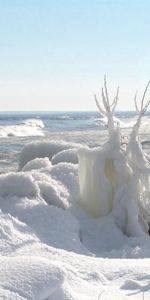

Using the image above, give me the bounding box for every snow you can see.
[0,255,66,300]
[0,172,39,198]
[1,121,150,298]
[22,157,52,171]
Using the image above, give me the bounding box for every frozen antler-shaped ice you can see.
[94,76,119,136]
[127,81,150,169]
[78,77,150,236]
[124,81,150,235]
[132,80,150,138]
[78,78,121,217]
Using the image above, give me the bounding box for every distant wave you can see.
[21,119,45,128]
[95,116,135,129]
[94,115,150,132]
[59,116,74,120]
[0,119,45,138]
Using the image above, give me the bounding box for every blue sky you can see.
[0,0,150,110]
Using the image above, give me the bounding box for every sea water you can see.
[0,111,150,173]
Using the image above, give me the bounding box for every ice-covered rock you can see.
[19,141,80,170]
[22,157,51,171]
[52,148,78,165]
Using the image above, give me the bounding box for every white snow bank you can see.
[19,141,80,170]
[30,168,70,209]
[50,163,80,204]
[80,215,126,255]
[0,193,84,253]
[52,148,78,165]
[0,287,26,300]
[0,255,66,300]
[0,119,45,138]
[0,172,39,198]
[50,280,91,300]
[38,179,69,209]
[22,157,51,171]
[0,210,39,255]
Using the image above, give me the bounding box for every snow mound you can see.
[52,148,78,165]
[0,196,83,253]
[50,163,80,204]
[0,255,66,300]
[80,215,126,255]
[0,172,39,198]
[22,157,51,171]
[38,178,69,209]
[0,210,39,255]
[0,287,26,300]
[19,141,80,170]
[50,281,87,300]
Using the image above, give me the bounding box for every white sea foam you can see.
[0,119,45,138]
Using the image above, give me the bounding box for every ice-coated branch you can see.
[111,87,119,113]
[140,80,150,111]
[94,77,119,135]
[132,81,150,137]
[126,81,150,171]
[94,94,106,117]
[104,75,110,107]
[134,92,138,112]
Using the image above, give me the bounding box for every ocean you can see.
[0,111,150,173]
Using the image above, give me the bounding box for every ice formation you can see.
[19,141,80,170]
[78,78,150,237]
[51,148,78,165]
[22,157,52,171]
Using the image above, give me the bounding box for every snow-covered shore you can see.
[0,138,150,299]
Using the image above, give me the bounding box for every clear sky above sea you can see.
[0,0,150,111]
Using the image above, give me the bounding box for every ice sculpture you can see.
[78,78,150,236]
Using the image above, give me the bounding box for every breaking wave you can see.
[0,119,45,138]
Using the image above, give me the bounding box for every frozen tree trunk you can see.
[78,147,113,217]
[78,78,123,217]
[123,81,150,235]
